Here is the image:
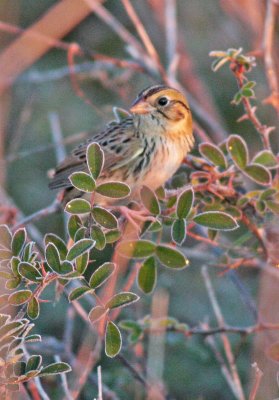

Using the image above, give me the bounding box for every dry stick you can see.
[0,0,102,95]
[4,131,88,165]
[201,266,246,400]
[263,0,279,114]
[165,0,178,80]
[121,0,163,74]
[97,365,103,400]
[249,362,263,400]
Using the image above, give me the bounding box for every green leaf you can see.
[105,292,139,310]
[244,164,271,185]
[96,182,131,199]
[116,240,156,258]
[69,171,96,193]
[8,290,32,305]
[89,262,115,289]
[6,278,21,290]
[68,286,91,301]
[194,211,238,231]
[39,362,71,377]
[105,321,122,358]
[18,262,42,282]
[119,320,143,343]
[105,229,121,244]
[68,215,82,240]
[88,305,108,324]
[27,297,40,320]
[45,243,61,273]
[92,207,118,229]
[87,142,104,180]
[140,186,160,215]
[11,229,26,256]
[76,252,89,275]
[67,239,95,261]
[137,257,157,294]
[199,143,227,169]
[60,260,74,275]
[0,225,12,249]
[65,198,91,214]
[266,200,279,215]
[113,106,131,121]
[252,150,278,168]
[26,355,42,372]
[227,135,248,169]
[176,188,194,219]
[155,245,188,269]
[91,226,106,250]
[74,227,87,242]
[171,219,187,245]
[44,234,67,260]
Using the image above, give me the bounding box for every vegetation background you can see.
[0,1,278,399]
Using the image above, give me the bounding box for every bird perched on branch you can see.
[49,85,194,206]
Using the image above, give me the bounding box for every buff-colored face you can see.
[130,85,191,121]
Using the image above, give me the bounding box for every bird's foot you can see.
[116,206,157,232]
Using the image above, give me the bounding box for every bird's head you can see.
[130,85,192,139]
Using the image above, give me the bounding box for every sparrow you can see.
[49,85,194,206]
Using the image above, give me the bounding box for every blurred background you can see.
[0,1,278,399]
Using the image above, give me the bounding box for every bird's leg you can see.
[113,206,157,231]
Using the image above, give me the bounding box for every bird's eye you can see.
[157,97,169,106]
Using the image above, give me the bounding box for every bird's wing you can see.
[49,118,143,190]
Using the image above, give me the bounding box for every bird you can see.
[49,84,194,210]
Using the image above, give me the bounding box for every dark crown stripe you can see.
[137,84,170,100]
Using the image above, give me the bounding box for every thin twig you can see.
[117,353,150,390]
[14,200,61,229]
[263,0,279,113]
[54,355,73,400]
[202,266,245,400]
[121,0,163,75]
[97,365,103,400]
[249,362,263,400]
[165,0,178,80]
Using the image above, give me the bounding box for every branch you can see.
[263,0,279,113]
[249,362,263,400]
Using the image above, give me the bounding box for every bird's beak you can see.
[129,100,153,115]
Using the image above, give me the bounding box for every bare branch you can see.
[249,362,263,400]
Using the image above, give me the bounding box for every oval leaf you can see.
[27,297,40,320]
[67,239,95,261]
[39,362,71,376]
[176,188,194,219]
[44,234,67,260]
[76,252,89,275]
[8,290,32,305]
[12,229,26,256]
[91,226,106,251]
[68,286,91,301]
[87,142,104,180]
[171,219,187,245]
[89,262,115,289]
[105,229,121,244]
[194,211,238,231]
[69,172,96,192]
[116,240,156,259]
[155,245,188,269]
[252,150,277,169]
[244,164,271,186]
[18,262,42,282]
[0,225,12,249]
[88,305,108,324]
[199,143,227,169]
[105,292,139,310]
[26,355,42,372]
[65,199,91,214]
[96,182,131,199]
[92,207,118,229]
[68,215,82,240]
[105,321,122,358]
[140,186,160,215]
[227,135,248,169]
[45,243,61,273]
[137,257,157,294]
